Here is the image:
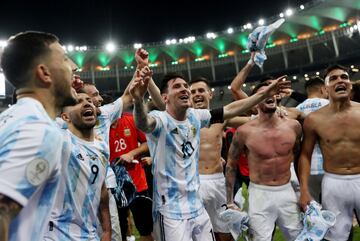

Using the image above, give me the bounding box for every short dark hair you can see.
[189,76,211,89]
[0,31,59,88]
[160,73,186,94]
[323,64,349,79]
[79,82,95,93]
[251,82,269,95]
[305,76,325,93]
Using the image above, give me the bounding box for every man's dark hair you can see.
[251,82,269,95]
[323,64,349,79]
[0,31,59,88]
[305,76,325,93]
[160,73,186,94]
[79,82,95,93]
[189,76,211,89]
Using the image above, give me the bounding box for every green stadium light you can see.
[98,52,111,67]
[72,53,85,68]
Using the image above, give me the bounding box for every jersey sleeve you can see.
[99,97,124,124]
[192,108,211,128]
[0,121,63,206]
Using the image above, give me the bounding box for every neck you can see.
[257,110,278,125]
[16,88,59,119]
[329,97,351,112]
[307,92,322,99]
[166,106,187,121]
[68,124,94,142]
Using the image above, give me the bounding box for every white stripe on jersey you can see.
[44,130,107,241]
[146,108,211,220]
[0,97,68,241]
[296,98,329,175]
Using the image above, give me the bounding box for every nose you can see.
[98,95,103,105]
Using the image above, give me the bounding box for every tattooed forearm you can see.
[133,100,154,133]
[225,165,237,203]
[0,195,21,241]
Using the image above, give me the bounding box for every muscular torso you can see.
[199,123,224,174]
[243,118,299,185]
[311,103,360,174]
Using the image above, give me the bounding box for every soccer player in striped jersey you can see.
[0,31,78,241]
[129,71,290,241]
[44,93,111,241]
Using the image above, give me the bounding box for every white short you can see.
[199,173,228,233]
[322,172,360,241]
[153,209,215,241]
[248,182,302,241]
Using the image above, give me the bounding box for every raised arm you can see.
[0,195,21,241]
[99,184,111,241]
[230,52,255,100]
[130,72,157,133]
[225,128,245,207]
[135,48,165,110]
[298,115,317,210]
[223,75,291,120]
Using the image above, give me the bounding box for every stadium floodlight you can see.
[279,12,284,18]
[165,39,171,45]
[258,19,265,26]
[179,39,184,43]
[211,88,215,92]
[316,72,320,75]
[79,46,87,51]
[285,8,293,17]
[75,46,80,51]
[227,27,234,34]
[105,42,116,52]
[300,5,305,10]
[243,83,247,87]
[206,32,217,39]
[246,23,252,29]
[67,45,74,52]
[304,74,308,78]
[184,36,196,43]
[227,85,231,90]
[171,39,177,44]
[293,76,297,80]
[351,65,354,69]
[133,43,142,49]
[0,40,8,48]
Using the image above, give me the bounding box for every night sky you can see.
[0,0,309,46]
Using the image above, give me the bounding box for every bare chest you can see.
[246,127,296,158]
[200,123,223,144]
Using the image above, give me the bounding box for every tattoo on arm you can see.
[0,195,22,241]
[225,131,243,203]
[133,100,155,133]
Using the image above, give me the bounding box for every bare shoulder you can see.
[282,117,302,134]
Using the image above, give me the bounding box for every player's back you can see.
[0,97,64,241]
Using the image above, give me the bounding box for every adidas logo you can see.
[171,128,178,134]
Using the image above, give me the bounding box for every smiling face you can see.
[63,93,97,130]
[82,84,103,115]
[163,77,191,112]
[325,68,352,101]
[256,86,277,114]
[190,81,213,109]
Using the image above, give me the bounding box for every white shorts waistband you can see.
[249,181,292,191]
[324,172,360,180]
[199,172,224,180]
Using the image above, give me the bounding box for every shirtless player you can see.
[226,82,303,241]
[190,77,249,241]
[299,65,360,240]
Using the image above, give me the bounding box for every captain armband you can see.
[209,108,224,124]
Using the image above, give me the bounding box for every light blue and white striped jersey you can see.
[296,98,329,175]
[56,97,123,188]
[0,97,68,241]
[146,108,211,220]
[44,130,108,241]
[96,97,123,188]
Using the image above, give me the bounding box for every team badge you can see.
[124,128,131,137]
[191,126,196,137]
[25,158,50,186]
